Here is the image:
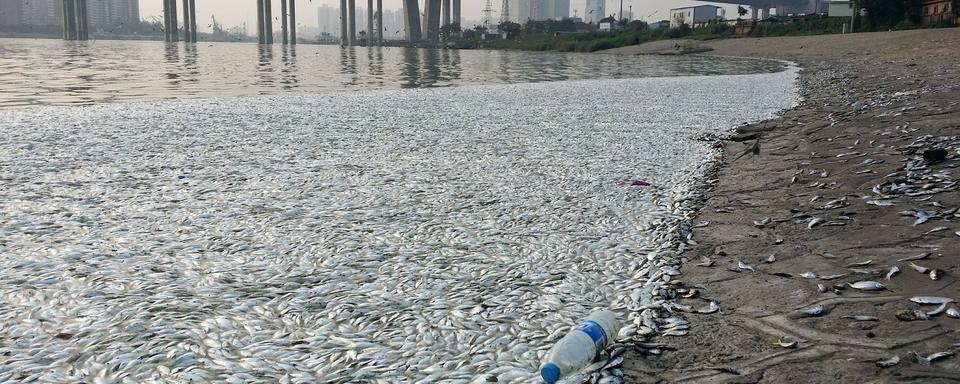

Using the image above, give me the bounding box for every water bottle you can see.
[539,310,620,384]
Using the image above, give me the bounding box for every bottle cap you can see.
[540,363,560,384]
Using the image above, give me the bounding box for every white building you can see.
[584,0,605,23]
[827,0,854,17]
[669,5,725,28]
[505,0,569,23]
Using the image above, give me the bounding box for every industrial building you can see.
[669,5,725,27]
[705,0,828,18]
[504,0,571,23]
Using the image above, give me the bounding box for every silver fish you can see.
[819,273,848,280]
[913,351,954,366]
[909,263,930,274]
[896,253,929,262]
[843,315,879,321]
[885,266,900,280]
[929,269,940,280]
[924,226,949,235]
[753,218,771,227]
[845,260,873,267]
[807,217,824,229]
[946,307,960,319]
[765,255,776,263]
[867,200,895,207]
[800,271,819,279]
[927,302,949,316]
[737,261,754,272]
[774,338,797,348]
[696,256,714,267]
[875,355,900,368]
[848,281,885,291]
[817,283,829,293]
[799,304,827,317]
[697,301,721,314]
[910,296,955,305]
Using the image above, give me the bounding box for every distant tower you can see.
[500,0,510,23]
[482,0,495,26]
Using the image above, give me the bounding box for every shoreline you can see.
[616,29,960,382]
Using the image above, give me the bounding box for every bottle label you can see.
[574,320,607,361]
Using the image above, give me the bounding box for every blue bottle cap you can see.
[540,362,561,384]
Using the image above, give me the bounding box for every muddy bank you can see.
[617,29,960,383]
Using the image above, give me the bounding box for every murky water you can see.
[0,38,784,108]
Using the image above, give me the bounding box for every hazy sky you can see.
[140,1,739,33]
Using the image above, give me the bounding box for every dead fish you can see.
[845,260,873,267]
[819,273,848,280]
[693,221,710,228]
[848,281,885,291]
[923,226,948,235]
[737,261,754,272]
[896,309,930,321]
[875,355,900,368]
[843,315,879,321]
[696,256,714,267]
[765,255,776,263]
[799,304,827,317]
[774,338,798,348]
[817,283,829,293]
[896,253,930,262]
[808,217,824,229]
[681,289,699,299]
[800,271,820,279]
[885,266,900,280]
[867,200,896,207]
[910,296,955,305]
[697,301,721,314]
[926,302,949,316]
[753,218,771,227]
[913,351,954,366]
[946,307,960,318]
[909,263,930,274]
[929,269,940,281]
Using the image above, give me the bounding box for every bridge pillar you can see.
[163,0,178,42]
[265,0,273,44]
[281,0,288,44]
[257,0,265,43]
[289,0,297,44]
[453,0,461,25]
[181,0,197,42]
[423,0,440,41]
[401,0,421,42]
[77,0,89,40]
[348,0,357,45]
[443,0,451,27]
[367,0,374,45]
[340,0,349,45]
[377,0,383,45]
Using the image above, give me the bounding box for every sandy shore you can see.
[610,29,960,383]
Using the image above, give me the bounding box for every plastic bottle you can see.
[539,310,620,384]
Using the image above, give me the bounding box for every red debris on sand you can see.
[628,179,651,187]
[711,141,724,149]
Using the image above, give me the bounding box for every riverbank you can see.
[614,29,960,382]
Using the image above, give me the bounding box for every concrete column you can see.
[78,0,88,40]
[367,0,374,45]
[453,0,461,25]
[264,0,273,44]
[281,0,288,44]
[348,0,356,45]
[401,0,421,42]
[340,0,349,45]
[189,0,197,42]
[377,0,383,45]
[289,0,296,44]
[182,0,191,42]
[66,0,76,40]
[62,0,69,39]
[423,0,440,41]
[443,0,451,26]
[169,0,178,42]
[257,0,265,43]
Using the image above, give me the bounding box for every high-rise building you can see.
[584,0,605,23]
[0,0,61,27]
[87,0,139,31]
[507,0,570,22]
[317,5,339,36]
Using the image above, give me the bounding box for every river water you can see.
[0,38,797,383]
[0,38,785,108]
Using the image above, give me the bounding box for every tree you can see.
[497,21,522,39]
[860,0,912,30]
[439,22,462,40]
[738,6,749,18]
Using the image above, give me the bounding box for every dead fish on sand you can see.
[896,253,930,262]
[843,315,879,321]
[867,200,896,207]
[753,218,771,227]
[929,269,941,281]
[696,256,714,267]
[845,260,873,267]
[946,307,960,318]
[774,338,798,348]
[807,217,824,229]
[848,281,885,291]
[875,355,900,368]
[912,351,954,366]
[800,271,820,279]
[886,266,900,280]
[910,296,955,305]
[765,255,776,263]
[926,302,949,317]
[924,226,949,235]
[734,260,754,272]
[798,304,828,317]
[819,273,848,280]
[909,263,930,274]
[697,301,721,314]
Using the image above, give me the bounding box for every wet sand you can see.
[609,29,960,382]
